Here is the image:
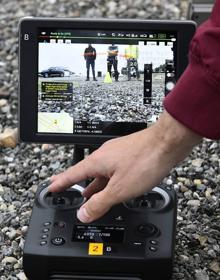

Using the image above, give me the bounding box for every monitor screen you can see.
[37,29,177,137]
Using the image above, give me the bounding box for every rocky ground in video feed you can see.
[38,74,164,123]
[1,1,220,280]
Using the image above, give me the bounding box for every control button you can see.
[88,243,103,255]
[133,242,143,246]
[150,240,158,245]
[41,234,48,239]
[43,222,51,226]
[54,221,66,228]
[40,241,47,246]
[137,224,159,237]
[51,237,65,246]
[149,246,158,252]
[42,228,50,233]
[166,186,172,191]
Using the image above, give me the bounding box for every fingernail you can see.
[77,207,91,223]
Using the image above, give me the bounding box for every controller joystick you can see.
[38,182,86,210]
[125,186,170,211]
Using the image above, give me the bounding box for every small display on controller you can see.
[73,225,125,243]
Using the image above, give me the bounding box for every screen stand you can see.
[72,145,85,165]
[72,144,99,165]
[72,144,100,187]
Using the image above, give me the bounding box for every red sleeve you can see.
[164,0,220,140]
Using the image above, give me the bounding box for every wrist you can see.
[153,110,202,163]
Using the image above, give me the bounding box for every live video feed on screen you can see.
[38,29,177,135]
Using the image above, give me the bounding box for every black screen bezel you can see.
[19,17,196,145]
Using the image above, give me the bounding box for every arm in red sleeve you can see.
[164,0,220,140]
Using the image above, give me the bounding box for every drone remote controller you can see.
[23,181,177,280]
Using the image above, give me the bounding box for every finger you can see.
[83,177,109,198]
[77,175,125,223]
[77,188,114,223]
[48,157,98,193]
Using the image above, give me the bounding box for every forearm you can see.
[154,110,202,164]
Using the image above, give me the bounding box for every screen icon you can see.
[158,33,166,39]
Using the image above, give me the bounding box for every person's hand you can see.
[49,111,202,223]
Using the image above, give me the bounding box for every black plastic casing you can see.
[23,184,177,280]
[19,17,196,146]
[187,0,214,25]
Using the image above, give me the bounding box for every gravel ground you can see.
[0,0,220,280]
[38,73,165,123]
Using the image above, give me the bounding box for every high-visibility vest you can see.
[125,45,139,59]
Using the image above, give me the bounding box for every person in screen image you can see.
[125,45,140,81]
[107,44,119,81]
[84,44,97,81]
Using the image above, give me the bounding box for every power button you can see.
[51,237,65,246]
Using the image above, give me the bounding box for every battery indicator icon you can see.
[158,33,166,39]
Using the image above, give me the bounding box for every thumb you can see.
[77,188,114,223]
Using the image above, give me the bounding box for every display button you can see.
[137,224,159,237]
[43,228,50,233]
[149,246,157,252]
[51,237,65,246]
[88,243,103,255]
[43,222,51,226]
[40,241,47,246]
[41,234,48,239]
[54,221,66,228]
[150,240,158,245]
